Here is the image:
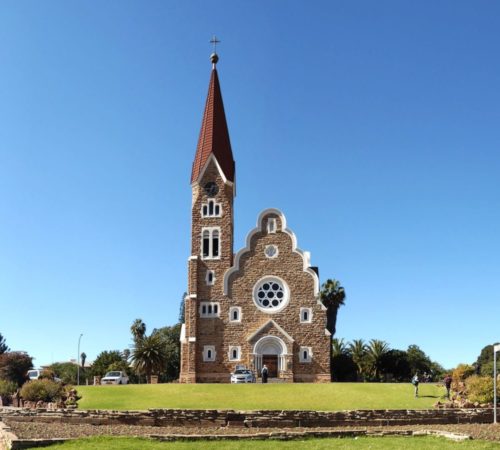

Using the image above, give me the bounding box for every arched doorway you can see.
[253,336,287,378]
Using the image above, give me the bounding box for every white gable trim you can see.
[223,208,320,296]
[191,154,235,194]
[247,319,295,343]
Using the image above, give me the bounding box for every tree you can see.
[349,339,367,381]
[48,362,78,384]
[379,349,411,381]
[475,343,500,377]
[155,324,182,382]
[406,345,433,375]
[91,351,127,378]
[0,351,33,386]
[0,333,9,354]
[130,319,146,346]
[366,339,389,381]
[131,332,168,383]
[331,338,349,357]
[319,279,346,337]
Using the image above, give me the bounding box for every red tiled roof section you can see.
[191,68,235,183]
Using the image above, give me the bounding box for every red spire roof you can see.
[191,65,235,184]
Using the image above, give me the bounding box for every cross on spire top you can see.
[210,35,220,66]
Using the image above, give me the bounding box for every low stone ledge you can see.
[0,407,493,429]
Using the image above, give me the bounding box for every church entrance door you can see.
[262,355,278,378]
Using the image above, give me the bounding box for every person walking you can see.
[411,373,420,398]
[261,365,269,384]
[444,374,452,399]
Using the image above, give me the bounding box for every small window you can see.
[206,270,215,286]
[201,200,222,218]
[267,218,277,233]
[203,345,216,362]
[300,308,312,323]
[228,346,241,361]
[200,302,220,318]
[229,307,241,322]
[299,346,312,363]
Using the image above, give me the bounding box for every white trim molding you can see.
[223,208,320,296]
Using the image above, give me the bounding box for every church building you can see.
[179,51,331,383]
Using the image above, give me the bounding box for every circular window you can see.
[253,277,289,313]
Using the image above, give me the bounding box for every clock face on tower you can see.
[204,181,219,197]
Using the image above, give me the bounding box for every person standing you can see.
[444,374,452,399]
[261,365,269,384]
[411,373,420,398]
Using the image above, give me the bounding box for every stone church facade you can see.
[179,53,331,383]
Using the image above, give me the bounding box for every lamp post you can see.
[77,333,83,386]
[494,344,500,424]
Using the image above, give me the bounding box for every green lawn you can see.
[47,436,500,450]
[77,383,445,411]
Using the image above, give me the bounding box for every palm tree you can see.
[366,339,390,381]
[332,338,349,358]
[319,279,346,337]
[349,339,367,381]
[131,332,168,383]
[131,318,146,346]
[80,352,87,368]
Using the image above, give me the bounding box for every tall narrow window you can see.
[208,200,214,215]
[202,230,210,257]
[212,230,219,257]
[203,345,216,362]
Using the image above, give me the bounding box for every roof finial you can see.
[210,35,220,67]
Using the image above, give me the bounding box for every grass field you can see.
[47,436,500,449]
[77,382,445,411]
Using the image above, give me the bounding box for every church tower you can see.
[180,51,235,383]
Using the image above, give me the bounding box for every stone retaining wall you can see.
[0,407,493,428]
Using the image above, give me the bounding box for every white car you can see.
[27,369,61,383]
[230,368,256,384]
[101,371,129,385]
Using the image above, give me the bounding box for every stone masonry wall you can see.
[0,408,493,428]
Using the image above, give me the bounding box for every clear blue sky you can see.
[1,1,499,371]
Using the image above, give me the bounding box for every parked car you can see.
[101,371,129,385]
[27,369,61,383]
[230,368,256,384]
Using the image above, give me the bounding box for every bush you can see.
[20,379,64,402]
[0,351,33,386]
[0,379,17,402]
[465,375,494,404]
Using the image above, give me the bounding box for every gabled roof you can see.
[247,319,295,344]
[191,63,235,184]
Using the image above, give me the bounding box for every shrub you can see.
[0,379,17,401]
[465,375,494,404]
[20,379,64,402]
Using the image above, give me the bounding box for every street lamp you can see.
[77,333,83,386]
[494,343,500,424]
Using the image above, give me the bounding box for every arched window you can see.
[201,227,221,259]
[229,307,241,322]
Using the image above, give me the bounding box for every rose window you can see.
[253,277,289,312]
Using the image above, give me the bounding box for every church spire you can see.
[191,47,235,184]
